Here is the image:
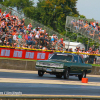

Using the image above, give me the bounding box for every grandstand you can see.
[65,16,100,44]
[0,3,100,55]
[0,4,66,50]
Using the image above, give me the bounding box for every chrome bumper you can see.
[35,66,64,72]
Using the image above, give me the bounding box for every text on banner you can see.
[1,49,10,56]
[25,52,34,59]
[37,53,45,59]
[13,50,22,58]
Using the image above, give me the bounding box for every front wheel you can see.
[78,71,86,80]
[82,71,86,78]
[64,68,69,79]
[78,75,82,80]
[38,70,44,77]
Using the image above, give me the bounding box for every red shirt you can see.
[60,38,63,44]
[6,13,9,17]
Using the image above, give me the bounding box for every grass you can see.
[91,64,100,67]
[0,57,37,61]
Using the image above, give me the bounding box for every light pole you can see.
[65,30,70,50]
[87,39,89,50]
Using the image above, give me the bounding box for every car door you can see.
[78,55,87,72]
[70,55,80,74]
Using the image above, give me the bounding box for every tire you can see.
[78,75,82,80]
[64,68,69,79]
[38,70,44,77]
[56,74,62,78]
[82,71,86,78]
[78,71,86,80]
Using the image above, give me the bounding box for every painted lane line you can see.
[0,69,100,77]
[0,94,100,98]
[0,78,100,86]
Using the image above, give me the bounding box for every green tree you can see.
[35,0,79,33]
[2,0,34,11]
[23,6,37,19]
[80,15,86,18]
[0,0,3,3]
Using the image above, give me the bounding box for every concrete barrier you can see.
[0,59,37,71]
[0,59,100,74]
[90,66,100,75]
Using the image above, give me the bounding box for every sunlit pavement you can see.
[0,69,100,98]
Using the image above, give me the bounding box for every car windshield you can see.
[49,54,72,61]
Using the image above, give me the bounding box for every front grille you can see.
[39,62,59,67]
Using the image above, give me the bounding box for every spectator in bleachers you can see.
[0,8,99,57]
[0,37,2,45]
[51,34,56,46]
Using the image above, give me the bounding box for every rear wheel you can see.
[78,71,86,80]
[64,68,69,79]
[38,70,44,77]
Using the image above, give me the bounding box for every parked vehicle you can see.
[35,52,92,80]
[63,41,85,52]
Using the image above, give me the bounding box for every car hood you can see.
[37,59,72,64]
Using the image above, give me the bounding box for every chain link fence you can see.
[65,16,100,44]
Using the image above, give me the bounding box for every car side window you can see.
[79,56,83,63]
[74,56,78,63]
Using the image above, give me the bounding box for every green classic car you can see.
[35,52,92,80]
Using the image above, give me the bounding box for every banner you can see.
[0,46,100,63]
[0,47,53,60]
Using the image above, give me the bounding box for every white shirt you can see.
[13,35,17,40]
[35,34,39,39]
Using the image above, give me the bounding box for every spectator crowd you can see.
[71,18,100,41]
[0,9,65,51]
[0,8,100,56]
[69,18,100,54]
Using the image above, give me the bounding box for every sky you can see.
[34,0,100,21]
[76,0,100,21]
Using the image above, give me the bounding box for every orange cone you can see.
[81,78,88,83]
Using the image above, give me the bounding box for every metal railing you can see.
[65,16,100,43]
